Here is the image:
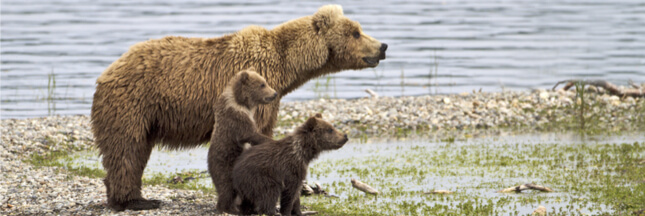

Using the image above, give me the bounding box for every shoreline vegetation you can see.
[1,89,644,215]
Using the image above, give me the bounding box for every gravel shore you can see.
[1,89,643,215]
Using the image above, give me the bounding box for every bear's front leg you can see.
[256,101,280,137]
[291,196,302,216]
[279,179,302,216]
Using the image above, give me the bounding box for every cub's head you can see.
[299,113,348,150]
[232,68,278,106]
[312,5,387,70]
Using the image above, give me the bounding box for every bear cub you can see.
[232,114,348,216]
[207,68,277,214]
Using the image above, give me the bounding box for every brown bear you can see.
[91,4,386,211]
[207,68,276,214]
[232,114,348,216]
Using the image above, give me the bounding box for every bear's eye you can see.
[260,84,265,88]
[352,31,360,39]
[327,128,333,134]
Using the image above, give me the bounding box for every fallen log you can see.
[351,178,379,195]
[552,79,645,98]
[498,183,553,193]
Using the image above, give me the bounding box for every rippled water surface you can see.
[2,0,644,118]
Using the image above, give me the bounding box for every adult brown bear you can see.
[91,4,386,211]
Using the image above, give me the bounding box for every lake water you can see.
[2,0,644,119]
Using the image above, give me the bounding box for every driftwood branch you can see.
[351,178,379,195]
[301,181,338,198]
[497,183,553,193]
[364,89,379,98]
[552,79,645,97]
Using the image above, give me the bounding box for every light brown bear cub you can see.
[232,114,348,216]
[207,68,277,214]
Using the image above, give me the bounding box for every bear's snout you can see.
[338,134,349,146]
[265,92,278,102]
[379,43,387,60]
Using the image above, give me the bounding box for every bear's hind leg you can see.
[279,182,302,216]
[238,197,256,215]
[101,137,158,211]
[208,149,239,214]
[255,186,280,216]
[215,186,237,214]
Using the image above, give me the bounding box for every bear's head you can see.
[299,113,348,150]
[312,5,387,70]
[233,68,278,106]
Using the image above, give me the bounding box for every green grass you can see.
[27,135,106,179]
[25,127,645,215]
[28,150,106,179]
[302,140,645,215]
[143,170,214,194]
[25,135,215,194]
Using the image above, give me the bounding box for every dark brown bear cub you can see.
[232,114,348,216]
[207,68,277,214]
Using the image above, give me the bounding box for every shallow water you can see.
[2,0,645,119]
[63,131,645,215]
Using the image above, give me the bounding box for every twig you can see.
[364,89,379,98]
[552,79,645,97]
[498,183,553,193]
[351,178,379,195]
[628,79,641,89]
[302,211,318,215]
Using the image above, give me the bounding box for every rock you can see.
[532,205,546,216]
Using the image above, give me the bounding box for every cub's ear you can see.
[303,116,317,132]
[312,5,343,33]
[239,71,249,84]
[314,113,323,118]
[246,66,256,72]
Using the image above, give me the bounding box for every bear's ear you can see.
[314,113,323,118]
[246,66,256,72]
[239,71,249,84]
[303,116,317,132]
[312,5,343,33]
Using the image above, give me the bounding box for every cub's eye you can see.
[260,84,266,88]
[327,128,333,133]
[352,31,360,39]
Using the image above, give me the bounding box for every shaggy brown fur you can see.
[207,69,276,214]
[232,114,348,216]
[90,4,386,211]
